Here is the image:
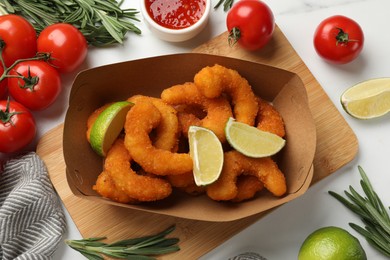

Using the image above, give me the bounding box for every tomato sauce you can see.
[146,0,206,30]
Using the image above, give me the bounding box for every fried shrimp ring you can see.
[127,95,179,151]
[161,82,232,142]
[94,139,172,202]
[206,151,286,201]
[124,101,193,175]
[93,171,137,204]
[166,172,206,196]
[194,64,258,126]
[256,97,285,138]
[232,176,264,203]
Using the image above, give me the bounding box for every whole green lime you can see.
[298,226,367,260]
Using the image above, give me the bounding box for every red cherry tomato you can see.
[37,23,88,73]
[226,0,275,51]
[314,15,364,64]
[0,66,7,99]
[0,15,37,67]
[0,99,36,153]
[8,61,62,111]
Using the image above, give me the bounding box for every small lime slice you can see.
[225,117,286,158]
[89,101,133,156]
[341,78,390,119]
[188,126,224,186]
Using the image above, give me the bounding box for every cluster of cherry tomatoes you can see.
[0,15,88,153]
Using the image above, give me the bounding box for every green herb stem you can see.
[65,225,180,260]
[214,0,235,11]
[329,166,390,257]
[0,0,141,46]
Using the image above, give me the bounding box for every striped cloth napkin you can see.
[0,152,66,260]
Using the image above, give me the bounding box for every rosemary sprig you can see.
[214,0,235,11]
[329,166,390,257]
[66,225,180,260]
[0,0,141,46]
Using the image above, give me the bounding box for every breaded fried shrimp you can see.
[124,102,193,175]
[127,95,180,151]
[256,97,285,138]
[194,64,258,126]
[206,151,286,201]
[93,171,137,204]
[166,172,205,196]
[232,176,264,202]
[103,139,172,201]
[161,82,232,142]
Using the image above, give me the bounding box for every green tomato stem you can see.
[0,97,21,125]
[335,27,359,45]
[228,27,241,47]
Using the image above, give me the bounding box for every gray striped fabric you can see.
[0,152,66,260]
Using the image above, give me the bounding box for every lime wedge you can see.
[225,117,286,158]
[188,126,224,186]
[90,101,133,156]
[341,78,390,119]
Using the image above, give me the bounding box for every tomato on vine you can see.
[226,0,275,51]
[8,60,62,111]
[0,15,37,67]
[313,15,364,64]
[0,99,36,153]
[0,66,7,99]
[37,23,88,73]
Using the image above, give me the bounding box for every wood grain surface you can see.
[36,26,358,259]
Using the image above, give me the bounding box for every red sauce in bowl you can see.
[146,0,206,30]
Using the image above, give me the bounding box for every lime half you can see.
[89,101,133,156]
[225,117,285,158]
[298,226,367,260]
[341,78,390,119]
[188,126,223,186]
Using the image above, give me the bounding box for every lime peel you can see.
[90,101,133,157]
[188,126,224,186]
[225,117,286,158]
[341,78,390,119]
[298,226,367,260]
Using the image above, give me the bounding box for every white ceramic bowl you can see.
[141,0,211,42]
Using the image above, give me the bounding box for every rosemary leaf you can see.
[124,245,180,256]
[329,166,390,257]
[365,202,390,234]
[1,0,15,13]
[14,0,58,23]
[214,0,235,11]
[350,223,390,257]
[95,10,123,44]
[94,0,122,13]
[329,190,371,220]
[3,0,141,46]
[360,172,390,223]
[66,225,180,259]
[153,237,181,247]
[71,237,107,243]
[68,245,104,260]
[62,6,81,23]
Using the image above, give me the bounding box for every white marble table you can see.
[26,0,389,259]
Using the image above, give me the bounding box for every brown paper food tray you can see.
[36,26,358,259]
[63,53,316,222]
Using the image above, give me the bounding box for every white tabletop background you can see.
[4,0,388,259]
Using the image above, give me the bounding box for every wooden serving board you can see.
[36,27,358,259]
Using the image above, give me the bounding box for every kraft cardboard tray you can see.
[63,53,316,222]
